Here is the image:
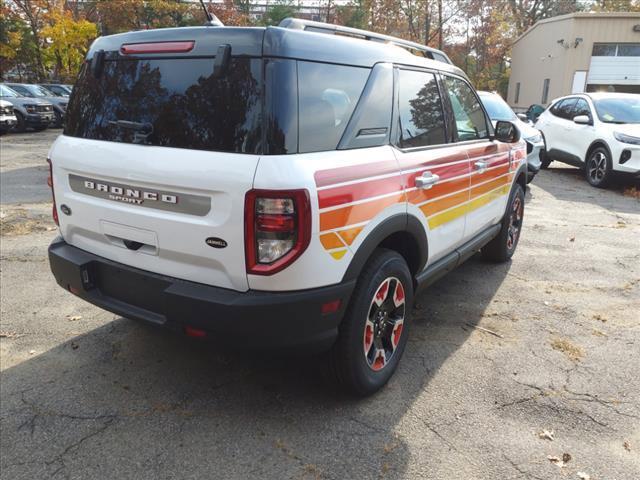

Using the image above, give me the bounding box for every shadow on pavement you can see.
[1,255,510,479]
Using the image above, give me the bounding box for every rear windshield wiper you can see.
[108,119,153,133]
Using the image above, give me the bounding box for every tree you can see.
[259,0,298,26]
[41,10,97,81]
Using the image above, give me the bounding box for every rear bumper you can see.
[48,237,355,352]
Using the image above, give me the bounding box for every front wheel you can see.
[13,111,26,133]
[585,147,612,188]
[482,183,525,263]
[326,249,413,396]
[539,149,551,169]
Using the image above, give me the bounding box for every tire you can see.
[14,111,26,133]
[326,249,413,396]
[53,110,63,128]
[539,149,551,169]
[585,146,612,188]
[482,183,525,263]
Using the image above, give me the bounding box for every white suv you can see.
[535,93,640,187]
[47,19,527,395]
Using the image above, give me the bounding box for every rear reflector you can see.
[120,41,195,55]
[321,299,341,314]
[184,326,207,338]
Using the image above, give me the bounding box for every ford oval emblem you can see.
[206,237,227,249]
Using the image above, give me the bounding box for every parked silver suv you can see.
[5,83,67,127]
[0,84,54,132]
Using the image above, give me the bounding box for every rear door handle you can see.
[415,172,440,189]
[474,161,488,173]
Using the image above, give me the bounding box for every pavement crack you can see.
[502,454,545,480]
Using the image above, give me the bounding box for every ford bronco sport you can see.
[48,18,527,395]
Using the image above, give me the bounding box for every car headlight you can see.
[614,131,640,145]
[525,133,543,144]
[25,104,38,113]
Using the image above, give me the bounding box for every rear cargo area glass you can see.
[65,56,262,153]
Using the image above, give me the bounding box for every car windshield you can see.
[45,85,68,96]
[593,97,640,124]
[25,85,52,97]
[0,85,19,97]
[479,93,517,121]
[8,85,33,97]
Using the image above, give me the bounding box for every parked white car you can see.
[0,99,17,135]
[478,91,545,183]
[535,92,640,187]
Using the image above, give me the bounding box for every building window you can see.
[541,78,550,104]
[593,43,640,57]
[514,82,520,104]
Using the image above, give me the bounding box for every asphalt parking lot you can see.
[1,130,639,479]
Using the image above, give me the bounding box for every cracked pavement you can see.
[1,130,639,479]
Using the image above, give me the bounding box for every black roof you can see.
[87,25,465,77]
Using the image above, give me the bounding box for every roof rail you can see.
[278,17,452,65]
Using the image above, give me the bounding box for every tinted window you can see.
[553,98,578,119]
[298,62,369,153]
[65,56,262,154]
[443,76,488,141]
[264,59,297,155]
[0,85,18,97]
[8,85,32,97]
[573,99,591,118]
[397,70,446,148]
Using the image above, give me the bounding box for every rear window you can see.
[65,56,262,154]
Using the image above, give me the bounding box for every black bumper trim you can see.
[48,238,355,352]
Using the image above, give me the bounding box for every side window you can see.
[573,99,591,118]
[443,76,488,142]
[557,98,578,119]
[397,69,446,148]
[298,61,369,153]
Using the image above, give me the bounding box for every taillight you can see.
[245,189,311,275]
[120,41,195,55]
[46,158,59,225]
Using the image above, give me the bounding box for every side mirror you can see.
[495,120,520,143]
[517,113,528,122]
[573,115,591,125]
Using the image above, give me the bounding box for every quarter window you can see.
[443,76,488,142]
[397,69,446,148]
[551,98,578,120]
[298,61,369,153]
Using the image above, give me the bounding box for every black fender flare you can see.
[341,213,428,283]
[585,139,612,162]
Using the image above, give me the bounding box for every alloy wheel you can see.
[588,152,607,183]
[506,196,523,251]
[363,277,406,371]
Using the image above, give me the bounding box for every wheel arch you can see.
[585,139,611,163]
[342,214,427,285]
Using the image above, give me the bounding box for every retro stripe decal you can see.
[314,145,526,259]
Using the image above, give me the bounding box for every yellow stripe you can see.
[428,184,510,229]
[330,249,347,260]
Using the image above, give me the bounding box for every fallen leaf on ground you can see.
[548,453,571,468]
[551,338,584,362]
[592,313,607,323]
[577,472,590,480]
[592,329,608,337]
[538,429,555,441]
[624,440,631,452]
[569,236,575,242]
[562,453,572,463]
[66,315,82,321]
[0,331,20,338]
[28,350,36,355]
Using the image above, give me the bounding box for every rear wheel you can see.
[482,184,525,263]
[327,249,413,396]
[585,147,612,188]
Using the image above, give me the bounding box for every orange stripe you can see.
[338,226,365,245]
[471,175,509,198]
[407,176,469,205]
[320,193,404,231]
[419,190,469,217]
[471,164,510,186]
[319,232,345,250]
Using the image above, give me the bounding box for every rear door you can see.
[50,40,263,292]
[441,75,510,240]
[392,68,469,263]
[563,97,595,162]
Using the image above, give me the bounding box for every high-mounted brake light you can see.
[120,41,195,55]
[245,190,311,275]
[46,158,59,226]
